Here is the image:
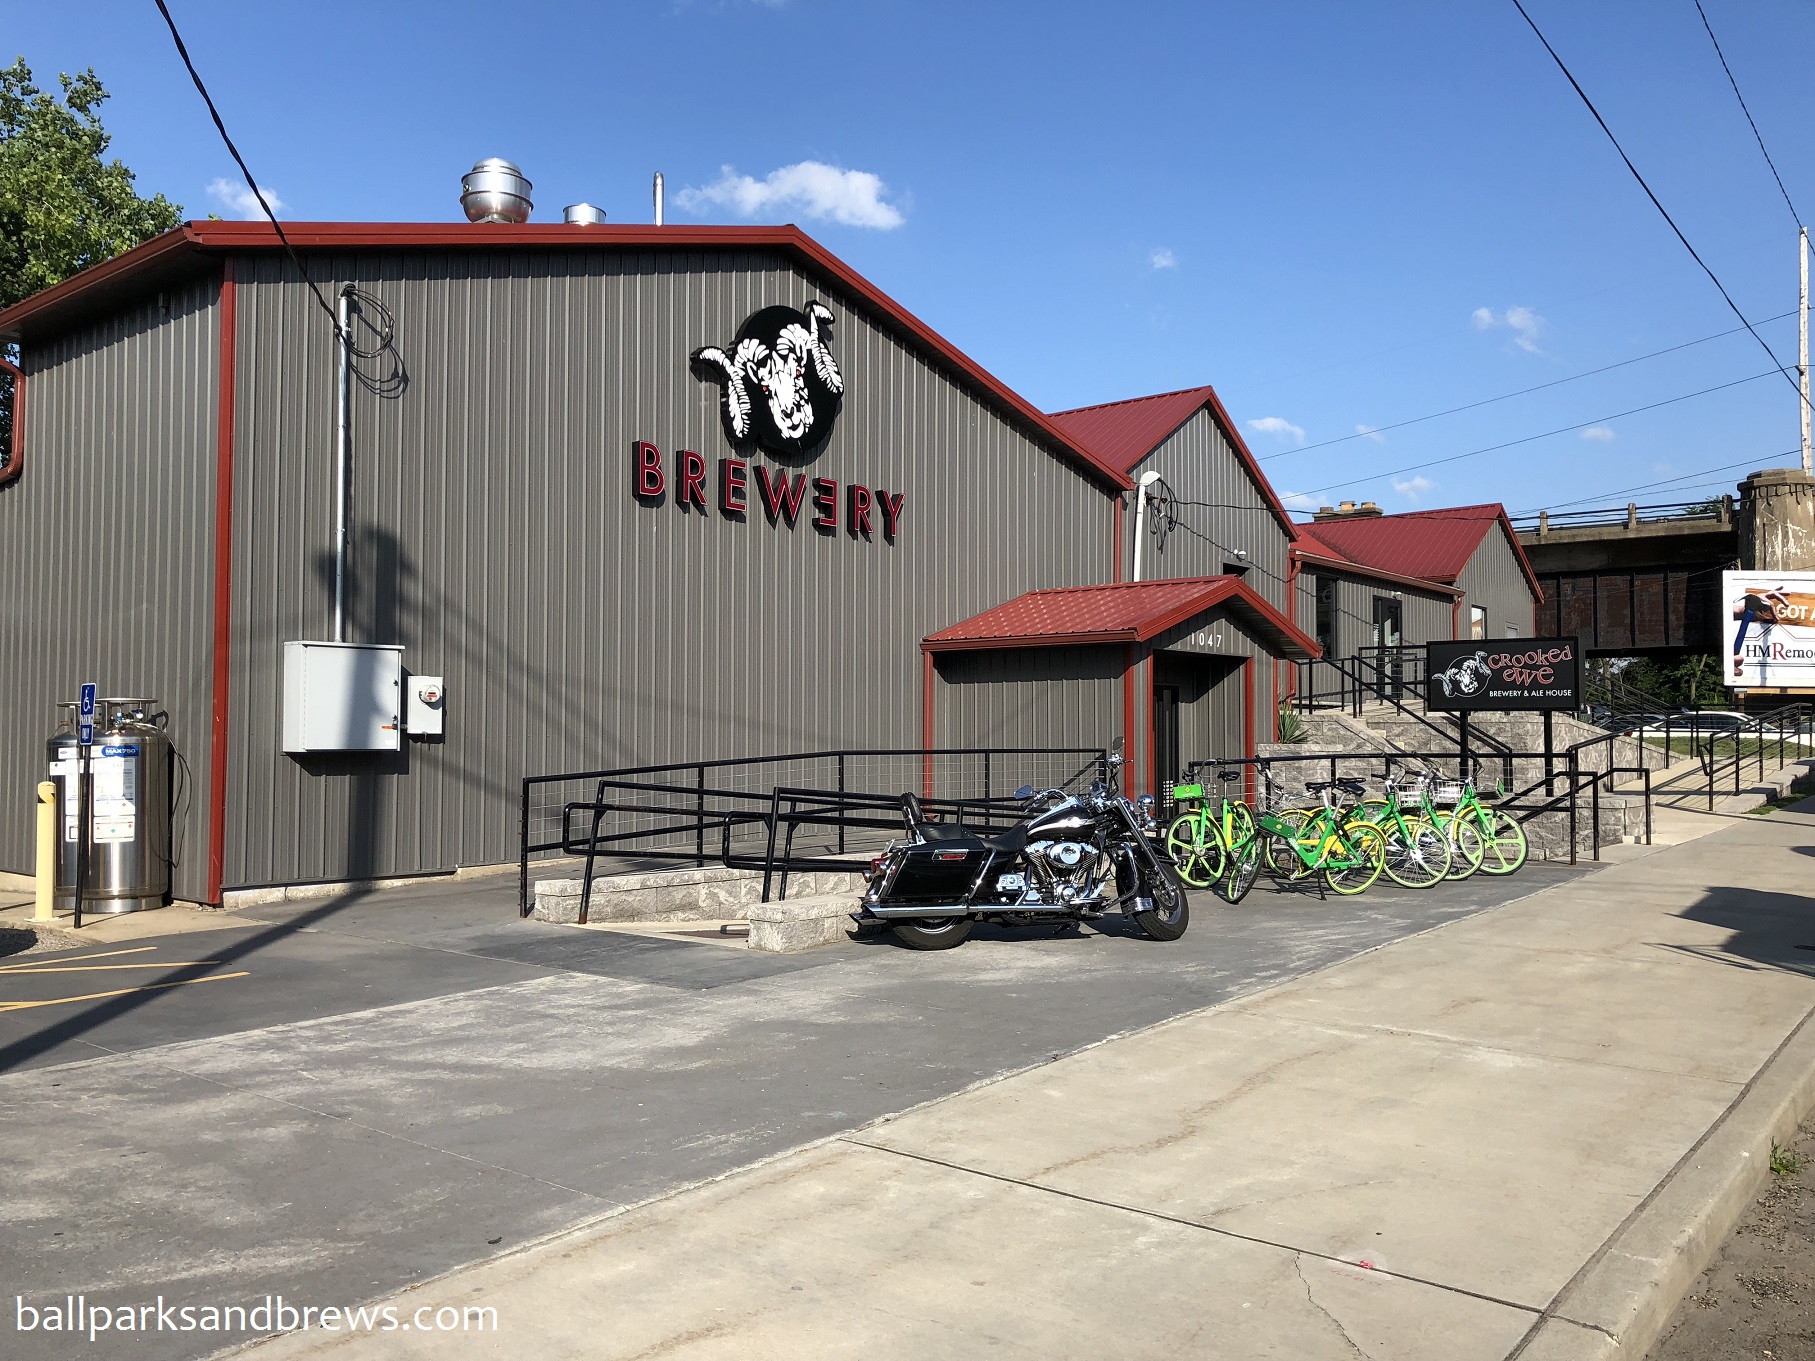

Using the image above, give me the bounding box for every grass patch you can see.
[1771,1139,1805,1177]
[1748,794,1811,816]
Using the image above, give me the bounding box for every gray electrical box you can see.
[282,642,404,753]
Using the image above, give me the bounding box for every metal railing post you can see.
[1590,775,1601,861]
[838,754,848,855]
[519,779,532,918]
[1568,752,1579,866]
[696,764,707,867]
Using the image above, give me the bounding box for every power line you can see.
[150,0,344,340]
[1510,0,1803,405]
[1514,449,1797,514]
[1258,311,1793,461]
[1297,368,1776,499]
[1693,0,1802,228]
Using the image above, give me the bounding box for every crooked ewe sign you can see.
[1425,639,1581,713]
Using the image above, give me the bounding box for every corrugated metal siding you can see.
[1125,411,1292,615]
[0,279,220,897]
[1304,569,1452,656]
[225,248,1114,887]
[1456,525,1537,638]
[934,647,1120,749]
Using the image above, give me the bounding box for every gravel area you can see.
[1650,1117,1815,1360]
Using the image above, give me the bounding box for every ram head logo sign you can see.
[692,301,844,457]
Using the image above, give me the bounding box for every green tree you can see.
[0,59,181,462]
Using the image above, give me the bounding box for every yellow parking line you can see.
[0,962,222,975]
[0,972,249,1013]
[0,946,160,970]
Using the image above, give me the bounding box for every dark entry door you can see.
[1153,684,1181,790]
[1372,597,1404,698]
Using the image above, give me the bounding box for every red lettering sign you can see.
[677,450,708,510]
[812,477,839,529]
[848,484,873,535]
[633,441,664,498]
[720,458,747,514]
[756,466,808,524]
[879,490,906,539]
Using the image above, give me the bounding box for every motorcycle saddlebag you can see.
[886,839,992,903]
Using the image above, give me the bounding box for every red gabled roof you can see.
[1296,504,1541,598]
[0,221,1130,495]
[1048,385,1296,537]
[923,576,1320,660]
[1290,524,1463,598]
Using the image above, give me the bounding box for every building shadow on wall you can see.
[294,527,417,885]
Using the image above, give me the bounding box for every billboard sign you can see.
[1723,570,1815,688]
[1425,638,1581,712]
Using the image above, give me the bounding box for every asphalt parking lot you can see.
[0,863,1584,1361]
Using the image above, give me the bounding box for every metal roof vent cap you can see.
[563,202,607,225]
[461,158,533,223]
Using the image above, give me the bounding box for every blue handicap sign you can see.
[78,682,96,747]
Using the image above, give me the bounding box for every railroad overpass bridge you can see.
[1515,467,1815,657]
[1513,499,1734,657]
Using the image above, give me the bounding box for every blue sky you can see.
[12,0,1815,517]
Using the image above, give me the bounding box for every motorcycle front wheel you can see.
[890,917,974,950]
[1121,856,1191,941]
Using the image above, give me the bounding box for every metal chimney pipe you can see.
[653,172,664,226]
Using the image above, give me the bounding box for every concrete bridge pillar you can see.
[1738,468,1815,571]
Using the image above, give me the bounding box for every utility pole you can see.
[1802,226,1811,476]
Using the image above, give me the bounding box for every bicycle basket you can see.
[1395,788,1425,808]
[1171,782,1205,802]
[1432,780,1466,804]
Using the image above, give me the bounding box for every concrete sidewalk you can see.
[238,802,1815,1361]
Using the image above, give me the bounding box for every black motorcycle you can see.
[854,742,1190,950]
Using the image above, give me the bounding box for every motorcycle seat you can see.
[982,823,1030,855]
[899,791,973,842]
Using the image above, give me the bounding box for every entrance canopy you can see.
[923,576,1320,661]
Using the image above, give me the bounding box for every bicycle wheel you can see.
[1325,821,1386,895]
[1264,810,1319,882]
[1380,814,1452,889]
[1475,806,1529,875]
[1440,809,1486,880]
[1221,836,1263,903]
[1165,812,1224,888]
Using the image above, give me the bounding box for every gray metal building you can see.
[0,220,1317,902]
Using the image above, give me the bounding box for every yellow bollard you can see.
[35,781,56,921]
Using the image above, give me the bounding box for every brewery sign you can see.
[1425,638,1581,712]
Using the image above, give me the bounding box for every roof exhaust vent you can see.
[461,159,533,224]
[564,203,607,225]
[1313,500,1386,521]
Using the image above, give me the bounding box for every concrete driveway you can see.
[0,865,1578,1361]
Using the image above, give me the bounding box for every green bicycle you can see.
[1362,763,1524,877]
[1223,772,1388,902]
[1164,768,1252,888]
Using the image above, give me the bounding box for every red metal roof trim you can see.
[0,221,1130,495]
[1049,385,1298,539]
[923,576,1320,660]
[1298,503,1541,600]
[1289,545,1463,598]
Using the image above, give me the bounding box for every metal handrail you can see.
[519,746,1109,917]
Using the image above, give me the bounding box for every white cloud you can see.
[1471,304,1546,354]
[1279,489,1322,512]
[675,161,904,229]
[1355,423,1385,443]
[1580,425,1616,442]
[1247,416,1306,444]
[1392,475,1436,502]
[207,176,283,219]
[1150,247,1177,270]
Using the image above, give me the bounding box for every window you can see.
[1314,576,1335,655]
[1470,606,1486,640]
[1505,624,1520,638]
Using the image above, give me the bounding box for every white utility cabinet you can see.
[282,642,404,753]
